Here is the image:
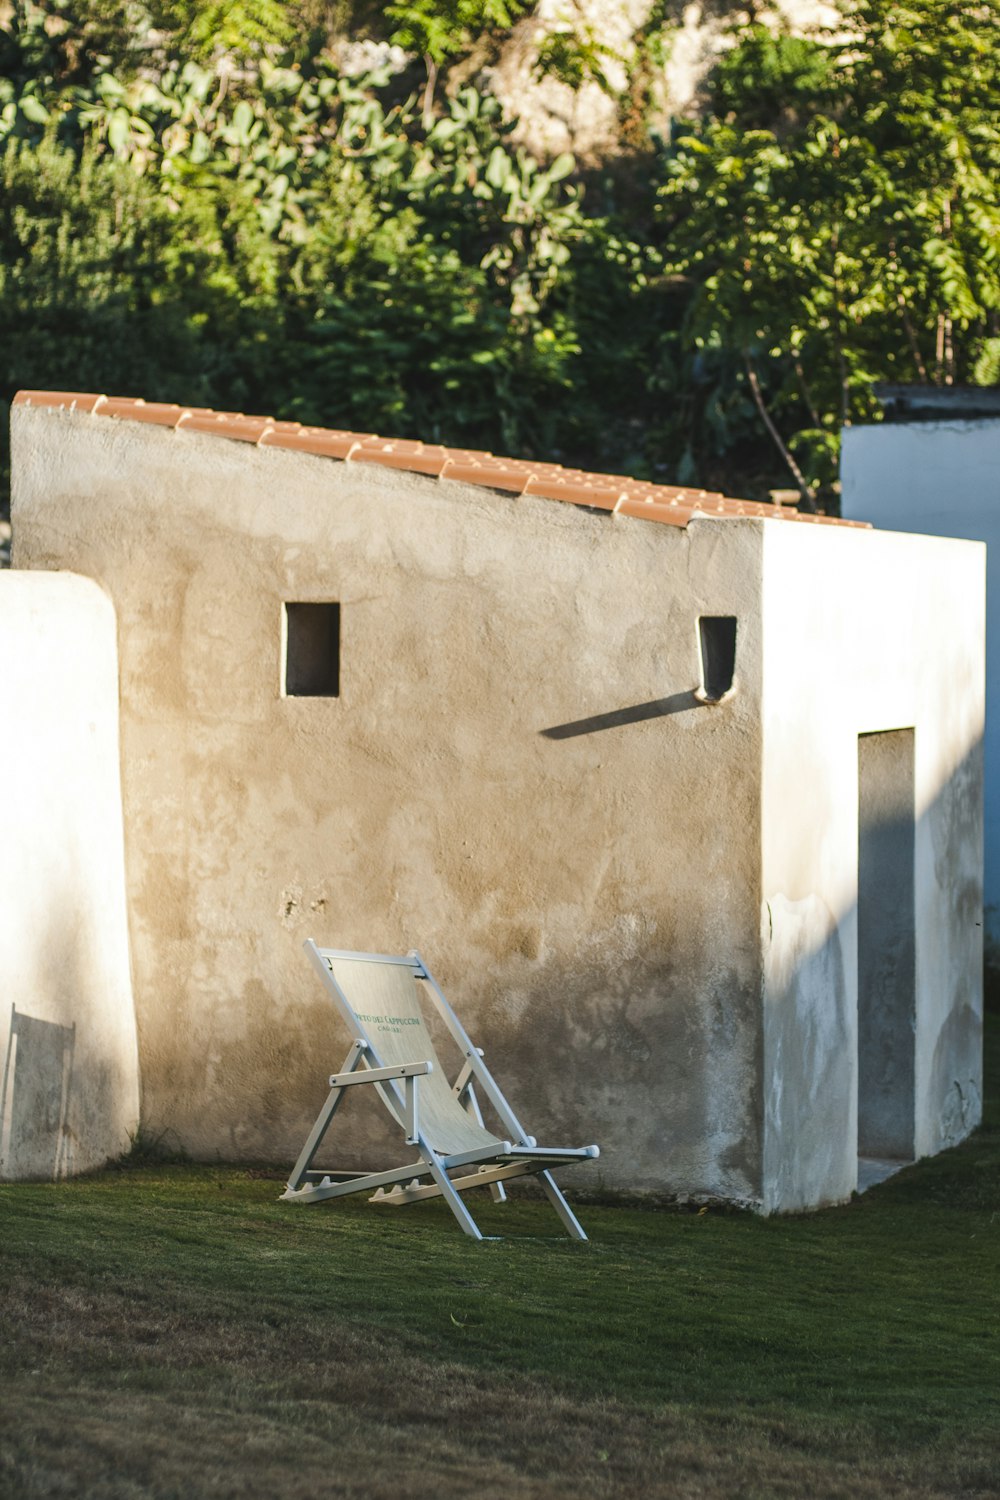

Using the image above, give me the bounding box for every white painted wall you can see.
[760,524,985,1211]
[842,420,1000,948]
[0,572,139,1179]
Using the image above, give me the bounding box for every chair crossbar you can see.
[371,1160,536,1206]
[441,1142,597,1169]
[329,1060,431,1089]
[315,946,426,974]
[281,1158,431,1205]
[301,1169,371,1183]
[508,1144,600,1161]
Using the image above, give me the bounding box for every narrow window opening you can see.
[698,616,737,702]
[284,602,340,698]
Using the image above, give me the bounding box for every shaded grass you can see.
[1,1016,998,1498]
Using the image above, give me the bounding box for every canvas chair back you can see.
[323,953,505,1158]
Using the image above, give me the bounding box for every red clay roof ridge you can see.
[11,390,872,532]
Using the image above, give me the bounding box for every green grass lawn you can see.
[2,1018,998,1500]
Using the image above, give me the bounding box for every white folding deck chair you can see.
[281,942,600,1241]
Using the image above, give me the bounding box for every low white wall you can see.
[0,572,139,1179]
[842,420,1000,949]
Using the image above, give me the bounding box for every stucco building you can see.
[0,390,986,1210]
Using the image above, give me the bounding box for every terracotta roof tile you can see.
[13,390,106,414]
[100,398,186,425]
[616,495,695,524]
[363,452,449,476]
[12,390,872,533]
[441,456,537,491]
[436,447,494,466]
[357,438,451,477]
[177,411,275,443]
[259,426,364,460]
[526,475,624,510]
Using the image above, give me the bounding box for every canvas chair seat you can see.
[281,942,600,1241]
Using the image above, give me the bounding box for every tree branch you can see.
[421,54,439,129]
[743,354,815,511]
[897,292,928,381]
[793,355,822,428]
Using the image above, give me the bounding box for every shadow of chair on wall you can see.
[0,1005,76,1180]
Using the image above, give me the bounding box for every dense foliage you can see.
[1,0,998,510]
[659,0,1000,491]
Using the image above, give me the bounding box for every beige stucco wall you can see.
[760,525,985,1211]
[0,571,139,1179]
[12,407,767,1201]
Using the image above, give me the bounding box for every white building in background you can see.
[841,388,1000,954]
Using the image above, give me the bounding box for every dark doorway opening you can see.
[857,729,916,1174]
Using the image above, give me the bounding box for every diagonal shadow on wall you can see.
[539,691,702,740]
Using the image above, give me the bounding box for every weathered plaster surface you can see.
[760,524,984,1210]
[0,572,139,1179]
[12,408,766,1200]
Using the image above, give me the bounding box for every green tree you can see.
[657,0,1000,498]
[0,0,294,91]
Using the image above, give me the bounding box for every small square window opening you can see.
[697,615,737,702]
[283,602,340,698]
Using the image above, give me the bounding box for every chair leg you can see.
[285,1041,367,1191]
[423,1150,484,1241]
[285,1087,344,1191]
[538,1169,588,1241]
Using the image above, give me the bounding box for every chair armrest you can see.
[328,1060,433,1089]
